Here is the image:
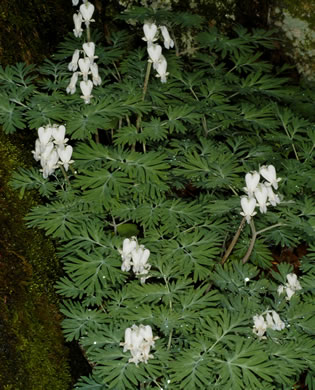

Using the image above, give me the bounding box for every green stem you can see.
[221,217,246,265]
[242,221,284,264]
[142,61,152,101]
[59,165,71,186]
[242,219,256,264]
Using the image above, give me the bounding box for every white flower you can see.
[253,311,285,338]
[83,42,97,63]
[73,12,83,38]
[57,145,74,171]
[142,23,158,45]
[266,185,281,206]
[40,142,54,164]
[72,0,79,5]
[155,55,169,83]
[53,125,68,146]
[240,196,257,223]
[277,285,285,295]
[278,273,302,300]
[147,44,162,68]
[119,237,151,282]
[40,149,59,178]
[120,324,158,365]
[253,314,267,338]
[66,71,79,95]
[32,139,42,161]
[260,165,281,190]
[159,26,174,49]
[80,80,93,104]
[90,63,102,86]
[131,246,151,276]
[244,171,260,197]
[270,311,285,331]
[254,183,268,214]
[38,126,53,145]
[286,273,302,291]
[78,57,91,81]
[68,49,80,71]
[80,1,95,26]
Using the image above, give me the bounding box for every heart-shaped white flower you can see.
[260,165,281,190]
[38,126,53,145]
[254,183,268,213]
[80,2,95,22]
[78,57,91,81]
[240,196,257,223]
[80,80,93,104]
[143,23,158,44]
[244,171,260,197]
[147,44,162,64]
[83,42,95,60]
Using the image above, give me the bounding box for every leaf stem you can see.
[242,221,284,264]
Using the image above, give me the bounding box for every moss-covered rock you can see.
[269,0,315,81]
[0,130,72,390]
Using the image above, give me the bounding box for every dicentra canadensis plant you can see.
[2,1,315,389]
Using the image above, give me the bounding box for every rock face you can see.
[268,0,315,81]
[0,131,72,390]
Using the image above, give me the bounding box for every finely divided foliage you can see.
[3,1,315,389]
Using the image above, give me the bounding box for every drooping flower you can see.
[278,273,302,300]
[155,55,169,83]
[80,1,95,26]
[240,196,257,223]
[32,139,42,161]
[120,324,158,365]
[68,49,80,71]
[53,125,68,146]
[90,63,102,86]
[253,314,267,338]
[78,57,91,81]
[40,149,59,179]
[266,185,281,206]
[159,25,174,49]
[244,171,260,197]
[254,183,268,214]
[260,165,281,190]
[253,310,285,338]
[38,126,53,145]
[119,237,151,283]
[80,80,93,104]
[57,145,74,171]
[147,44,162,68]
[66,71,79,94]
[119,237,137,271]
[142,23,158,46]
[72,0,79,5]
[83,42,97,63]
[73,12,83,38]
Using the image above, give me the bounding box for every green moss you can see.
[0,130,72,389]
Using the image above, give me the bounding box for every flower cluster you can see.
[32,124,74,178]
[142,22,174,83]
[240,164,281,223]
[278,273,302,300]
[253,310,285,338]
[119,237,151,283]
[67,0,101,103]
[120,324,158,365]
